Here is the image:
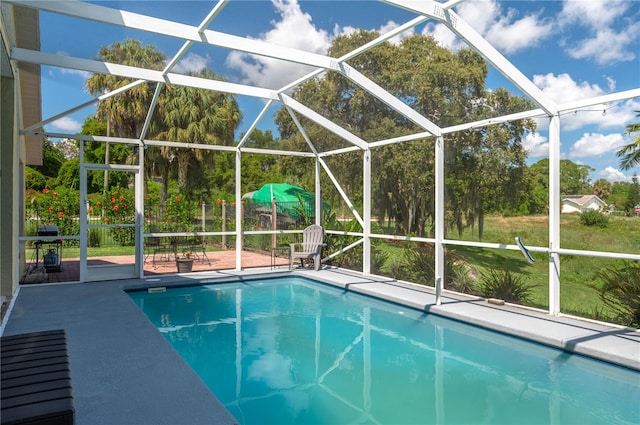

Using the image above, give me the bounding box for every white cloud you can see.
[423,0,552,54]
[558,1,630,30]
[532,73,639,131]
[566,26,640,65]
[49,116,82,133]
[600,166,629,182]
[225,0,331,89]
[58,68,91,79]
[523,132,549,158]
[377,20,415,45]
[558,0,639,64]
[171,53,210,74]
[605,76,616,92]
[569,132,626,158]
[533,73,605,103]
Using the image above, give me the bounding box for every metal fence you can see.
[25,198,317,250]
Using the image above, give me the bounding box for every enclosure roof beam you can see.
[11,47,278,100]
[319,157,365,227]
[339,62,441,136]
[7,0,339,71]
[281,100,320,156]
[139,1,229,142]
[277,14,431,93]
[237,100,276,149]
[22,80,146,133]
[279,94,369,150]
[556,88,640,114]
[383,0,556,115]
[442,0,468,9]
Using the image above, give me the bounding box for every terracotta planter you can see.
[176,258,194,273]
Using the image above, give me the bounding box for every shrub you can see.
[28,187,80,244]
[393,243,470,290]
[164,195,197,232]
[479,268,535,304]
[88,228,101,247]
[102,187,135,246]
[594,262,640,327]
[322,216,387,273]
[448,266,478,295]
[580,210,609,228]
[25,167,48,191]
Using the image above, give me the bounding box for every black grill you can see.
[37,225,59,237]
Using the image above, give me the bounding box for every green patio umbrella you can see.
[250,183,328,219]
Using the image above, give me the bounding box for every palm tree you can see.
[85,40,167,200]
[85,39,166,139]
[592,178,612,199]
[617,111,640,171]
[156,69,242,191]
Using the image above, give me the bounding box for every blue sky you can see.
[38,0,640,182]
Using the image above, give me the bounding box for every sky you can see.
[37,0,640,182]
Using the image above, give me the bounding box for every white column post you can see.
[135,144,144,278]
[235,149,242,270]
[548,114,561,315]
[315,156,321,225]
[435,135,445,305]
[363,149,371,275]
[79,140,87,283]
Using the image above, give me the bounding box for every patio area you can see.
[23,249,291,283]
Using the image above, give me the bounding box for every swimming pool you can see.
[129,277,640,424]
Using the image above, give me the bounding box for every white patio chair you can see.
[290,225,325,271]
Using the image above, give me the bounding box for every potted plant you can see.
[176,253,193,272]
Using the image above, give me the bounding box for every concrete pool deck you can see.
[2,267,639,424]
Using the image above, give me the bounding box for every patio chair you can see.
[290,225,325,271]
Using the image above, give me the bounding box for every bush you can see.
[594,262,640,327]
[393,243,470,290]
[25,167,48,191]
[27,187,80,244]
[163,195,197,232]
[580,210,609,228]
[102,187,135,246]
[89,228,101,247]
[479,268,535,304]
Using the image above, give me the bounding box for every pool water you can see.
[129,277,640,424]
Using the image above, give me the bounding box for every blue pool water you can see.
[129,277,639,424]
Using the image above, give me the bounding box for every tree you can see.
[55,139,79,160]
[55,159,81,191]
[79,115,130,191]
[25,167,48,191]
[275,31,534,238]
[592,178,612,199]
[528,159,594,196]
[617,110,640,171]
[85,39,166,200]
[85,39,165,139]
[155,69,242,192]
[85,41,242,203]
[623,174,640,214]
[239,129,285,194]
[32,138,66,178]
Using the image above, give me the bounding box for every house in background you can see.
[561,195,607,214]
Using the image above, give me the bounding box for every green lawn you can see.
[377,214,639,323]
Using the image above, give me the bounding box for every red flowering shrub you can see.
[163,195,195,231]
[27,187,80,244]
[102,187,135,246]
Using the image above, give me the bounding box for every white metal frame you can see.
[79,141,144,281]
[7,0,640,316]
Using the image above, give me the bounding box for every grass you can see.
[377,214,639,323]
